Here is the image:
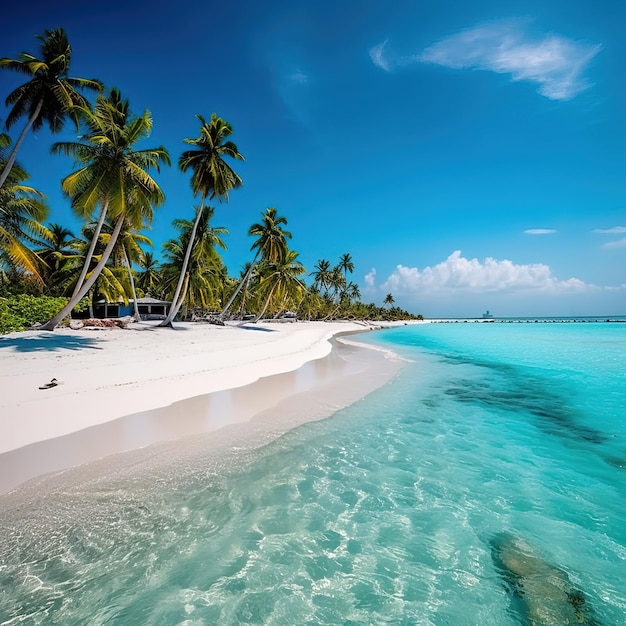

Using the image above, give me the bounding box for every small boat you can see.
[482,310,494,319]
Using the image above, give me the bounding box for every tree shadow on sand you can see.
[236,325,276,332]
[0,333,103,353]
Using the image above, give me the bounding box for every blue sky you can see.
[2,0,625,317]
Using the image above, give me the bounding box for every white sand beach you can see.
[0,320,411,494]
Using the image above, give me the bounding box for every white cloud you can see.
[364,268,377,291]
[378,250,590,294]
[372,19,601,100]
[603,237,626,249]
[369,41,391,72]
[524,228,557,235]
[593,226,626,234]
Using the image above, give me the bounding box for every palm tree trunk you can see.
[0,98,43,190]
[159,202,204,327]
[254,284,277,322]
[40,215,125,330]
[123,244,141,321]
[71,200,109,298]
[219,255,259,320]
[176,274,190,320]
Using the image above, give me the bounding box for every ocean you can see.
[1,321,625,625]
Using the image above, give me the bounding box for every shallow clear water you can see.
[1,323,625,625]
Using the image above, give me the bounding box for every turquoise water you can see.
[1,323,625,625]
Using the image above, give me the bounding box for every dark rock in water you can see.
[602,455,626,469]
[491,533,600,625]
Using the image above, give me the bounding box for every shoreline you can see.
[0,321,412,495]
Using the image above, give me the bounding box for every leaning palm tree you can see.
[53,221,126,316]
[40,88,170,330]
[110,220,153,320]
[220,206,291,319]
[0,28,102,189]
[161,206,229,317]
[160,113,243,327]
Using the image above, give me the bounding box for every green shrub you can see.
[0,295,88,334]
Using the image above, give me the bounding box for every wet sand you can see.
[0,335,404,497]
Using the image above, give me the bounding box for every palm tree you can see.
[338,253,354,285]
[310,259,332,295]
[34,222,77,293]
[160,113,244,326]
[220,207,291,319]
[40,88,170,330]
[0,159,48,284]
[298,285,324,320]
[111,220,153,320]
[347,282,361,303]
[249,207,292,263]
[329,265,346,299]
[254,250,306,321]
[53,220,126,316]
[161,206,228,317]
[136,251,162,297]
[384,293,395,308]
[0,28,102,189]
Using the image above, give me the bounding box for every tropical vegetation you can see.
[0,28,421,333]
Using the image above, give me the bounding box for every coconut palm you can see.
[57,89,168,295]
[110,220,153,319]
[161,205,228,317]
[136,251,162,297]
[338,253,354,285]
[347,282,361,303]
[384,293,395,308]
[254,250,306,321]
[297,285,324,320]
[40,88,170,329]
[230,261,258,317]
[329,265,346,299]
[310,259,332,295]
[0,160,48,284]
[249,207,292,263]
[51,220,124,316]
[160,113,243,326]
[0,28,102,189]
[220,206,291,318]
[34,222,77,293]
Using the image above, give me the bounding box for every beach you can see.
[0,320,407,494]
[1,321,624,623]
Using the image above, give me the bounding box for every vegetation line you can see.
[0,28,421,334]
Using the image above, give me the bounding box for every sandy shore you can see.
[0,320,409,494]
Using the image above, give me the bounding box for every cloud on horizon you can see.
[367,250,591,295]
[524,228,557,235]
[371,19,601,101]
